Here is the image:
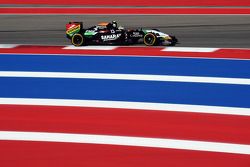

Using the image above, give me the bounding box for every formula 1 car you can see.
[66,21,178,46]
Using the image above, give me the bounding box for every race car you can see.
[66,21,178,46]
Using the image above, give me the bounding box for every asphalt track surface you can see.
[0,15,250,48]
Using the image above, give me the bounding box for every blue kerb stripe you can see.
[0,77,250,108]
[0,54,250,78]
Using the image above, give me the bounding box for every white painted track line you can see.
[0,44,18,48]
[0,98,250,116]
[0,131,250,155]
[162,47,219,52]
[63,45,118,50]
[0,71,250,85]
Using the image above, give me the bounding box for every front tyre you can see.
[143,33,157,46]
[71,33,85,46]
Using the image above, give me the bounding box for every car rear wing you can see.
[66,22,83,38]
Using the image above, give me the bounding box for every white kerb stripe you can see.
[0,71,250,85]
[162,47,219,52]
[0,131,249,155]
[0,98,250,116]
[0,44,18,48]
[63,45,118,50]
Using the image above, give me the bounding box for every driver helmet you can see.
[112,21,118,28]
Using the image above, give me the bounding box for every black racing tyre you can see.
[143,33,157,46]
[71,33,85,46]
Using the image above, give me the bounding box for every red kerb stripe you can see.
[1,46,250,60]
[0,105,250,144]
[1,0,250,6]
[1,141,249,167]
[0,8,250,14]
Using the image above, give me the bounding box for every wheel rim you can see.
[144,34,156,45]
[72,34,83,46]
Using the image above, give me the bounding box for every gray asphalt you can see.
[0,15,250,48]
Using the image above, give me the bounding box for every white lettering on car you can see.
[101,34,122,41]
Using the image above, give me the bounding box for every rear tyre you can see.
[71,33,85,46]
[143,33,157,46]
